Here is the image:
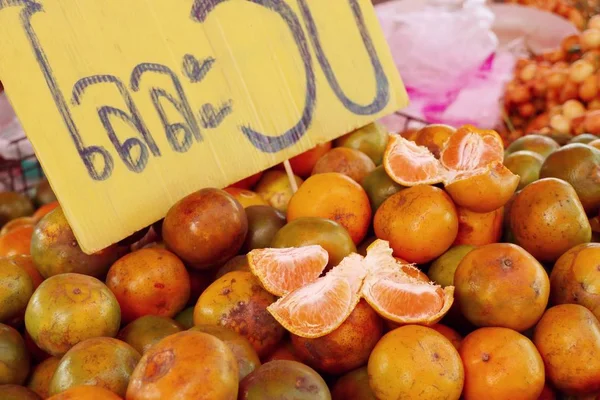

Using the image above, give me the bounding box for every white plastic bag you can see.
[376,0,516,130]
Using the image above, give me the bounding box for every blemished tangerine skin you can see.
[534,304,600,396]
[287,173,372,245]
[126,331,239,400]
[24,273,121,357]
[30,207,122,278]
[290,299,383,375]
[162,188,248,269]
[368,325,464,400]
[47,385,123,399]
[510,178,592,263]
[193,271,284,358]
[106,248,190,324]
[48,337,141,397]
[311,147,376,183]
[0,385,43,400]
[550,243,600,320]
[454,243,550,332]
[459,327,545,400]
[374,185,458,264]
[454,206,504,246]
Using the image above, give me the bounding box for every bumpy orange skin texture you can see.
[334,122,389,165]
[0,323,30,385]
[311,147,376,183]
[414,124,455,158]
[534,304,600,396]
[49,337,141,397]
[445,163,519,213]
[291,300,383,375]
[287,173,372,245]
[454,206,504,246]
[271,217,356,269]
[368,325,464,400]
[540,143,600,214]
[190,324,261,381]
[374,185,458,264]
[193,271,284,358]
[331,366,376,400]
[118,316,182,355]
[10,255,43,290]
[0,225,33,257]
[238,360,330,400]
[510,178,592,262]
[25,273,121,357]
[162,188,248,269]
[30,208,121,278]
[27,356,60,399]
[454,243,549,331]
[459,327,545,400]
[126,331,239,400]
[106,248,190,324]
[0,385,42,400]
[47,385,123,400]
[0,257,34,324]
[550,243,600,320]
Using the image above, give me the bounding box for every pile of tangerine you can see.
[0,122,599,399]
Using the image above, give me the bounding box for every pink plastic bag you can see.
[376,0,516,130]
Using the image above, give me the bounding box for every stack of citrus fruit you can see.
[0,121,600,399]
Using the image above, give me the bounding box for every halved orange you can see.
[383,134,446,186]
[445,161,520,213]
[248,245,328,297]
[361,240,454,325]
[439,125,504,172]
[267,253,365,338]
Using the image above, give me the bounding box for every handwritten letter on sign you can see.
[0,0,407,253]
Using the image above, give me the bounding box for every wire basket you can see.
[0,135,43,195]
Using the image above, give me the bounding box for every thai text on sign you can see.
[0,0,408,253]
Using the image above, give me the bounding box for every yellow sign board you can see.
[0,0,407,253]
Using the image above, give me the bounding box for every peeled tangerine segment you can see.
[267,254,365,338]
[383,134,446,186]
[439,125,504,171]
[248,245,328,297]
[362,239,454,325]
